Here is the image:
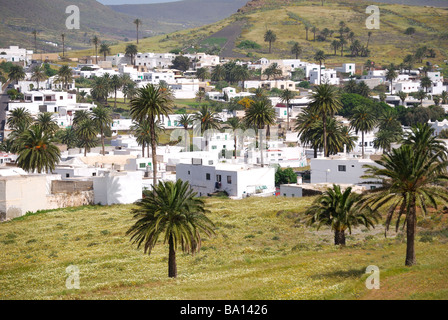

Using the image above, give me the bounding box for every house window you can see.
[139,163,146,168]
[227,176,232,184]
[208,160,213,165]
[206,173,211,180]
[216,175,222,182]
[212,146,217,150]
[92,173,96,177]
[370,186,377,190]
[66,173,70,178]
[338,165,346,172]
[188,171,190,175]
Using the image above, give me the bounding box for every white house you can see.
[310,155,381,190]
[309,68,339,85]
[335,63,356,76]
[176,162,275,199]
[135,52,176,69]
[93,171,143,205]
[0,46,33,65]
[279,184,303,198]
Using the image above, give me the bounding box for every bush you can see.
[237,40,261,50]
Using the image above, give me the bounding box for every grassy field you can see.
[66,0,448,67]
[1,196,447,300]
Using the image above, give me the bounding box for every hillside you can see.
[108,0,248,33]
[0,0,138,52]
[1,196,447,299]
[68,0,448,67]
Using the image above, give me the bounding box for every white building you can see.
[135,52,176,69]
[335,63,356,76]
[176,162,275,199]
[279,184,303,198]
[93,171,143,205]
[309,68,340,85]
[310,155,381,190]
[0,46,33,65]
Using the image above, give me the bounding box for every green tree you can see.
[291,42,302,59]
[7,107,33,131]
[127,179,215,278]
[178,114,193,151]
[192,105,222,151]
[16,125,61,173]
[305,185,379,245]
[420,76,432,93]
[264,29,277,54]
[225,117,243,159]
[130,84,173,186]
[196,67,210,82]
[385,65,398,94]
[280,89,296,132]
[362,138,448,266]
[57,65,73,91]
[171,55,191,72]
[99,43,111,61]
[132,119,152,158]
[244,100,276,167]
[91,36,100,65]
[35,112,59,135]
[275,167,297,186]
[8,65,25,84]
[134,19,142,44]
[31,65,47,90]
[91,106,112,155]
[349,105,377,158]
[75,118,99,156]
[309,84,343,157]
[125,44,138,66]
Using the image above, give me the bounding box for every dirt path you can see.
[206,19,247,59]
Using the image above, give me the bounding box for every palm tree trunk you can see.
[234,136,237,159]
[150,118,158,187]
[142,142,145,158]
[334,230,346,245]
[185,129,189,152]
[101,128,105,156]
[286,102,290,131]
[168,235,177,278]
[260,127,264,167]
[114,89,117,108]
[323,113,327,157]
[362,131,365,159]
[405,197,417,266]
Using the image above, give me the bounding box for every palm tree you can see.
[7,107,33,131]
[99,43,111,62]
[57,65,73,91]
[110,74,123,108]
[244,100,276,167]
[441,91,448,104]
[191,105,222,151]
[349,105,377,158]
[280,89,295,132]
[75,118,98,156]
[385,65,398,94]
[132,119,151,158]
[295,106,321,158]
[61,33,66,58]
[373,128,401,152]
[32,30,38,56]
[211,64,226,82]
[134,19,142,44]
[309,118,357,156]
[196,67,210,82]
[362,143,448,266]
[420,76,432,93]
[72,110,91,128]
[91,106,112,156]
[225,117,243,159]
[415,90,427,106]
[16,125,61,174]
[91,36,100,65]
[31,65,47,90]
[305,25,309,41]
[305,185,379,245]
[264,29,277,54]
[311,26,318,41]
[125,44,138,66]
[127,179,215,278]
[8,65,26,84]
[402,123,447,160]
[130,84,173,187]
[178,114,193,151]
[397,91,407,105]
[331,40,340,56]
[309,84,343,157]
[35,112,59,135]
[366,31,372,49]
[263,63,282,80]
[58,127,78,149]
[91,75,111,103]
[122,79,137,104]
[313,50,326,85]
[291,42,302,59]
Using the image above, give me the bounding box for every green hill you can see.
[1,196,447,299]
[69,0,448,68]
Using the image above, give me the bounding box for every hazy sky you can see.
[97,0,180,5]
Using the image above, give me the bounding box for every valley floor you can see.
[0,197,447,300]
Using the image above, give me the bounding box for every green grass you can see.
[1,196,447,300]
